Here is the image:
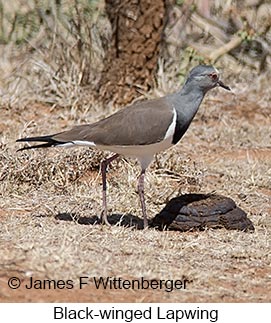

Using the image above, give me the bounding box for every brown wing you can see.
[53,97,174,146]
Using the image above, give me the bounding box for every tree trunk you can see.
[97,0,166,108]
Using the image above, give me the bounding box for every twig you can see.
[209,35,243,62]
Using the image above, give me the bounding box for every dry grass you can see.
[0,0,109,110]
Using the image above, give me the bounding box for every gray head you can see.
[185,65,230,93]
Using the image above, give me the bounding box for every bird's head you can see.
[186,65,231,93]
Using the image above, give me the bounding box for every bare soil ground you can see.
[0,80,270,303]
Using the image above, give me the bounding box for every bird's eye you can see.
[209,73,218,81]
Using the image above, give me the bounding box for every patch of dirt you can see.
[209,148,271,162]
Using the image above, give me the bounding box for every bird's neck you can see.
[167,84,206,145]
[172,82,205,122]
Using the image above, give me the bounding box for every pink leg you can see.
[138,169,148,229]
[100,154,119,225]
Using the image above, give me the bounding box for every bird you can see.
[16,65,230,229]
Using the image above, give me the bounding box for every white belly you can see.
[95,136,174,170]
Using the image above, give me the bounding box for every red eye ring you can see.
[209,73,218,81]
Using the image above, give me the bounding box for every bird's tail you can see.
[16,134,66,152]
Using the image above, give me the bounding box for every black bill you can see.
[218,80,231,91]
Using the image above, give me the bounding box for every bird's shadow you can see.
[54,194,206,231]
[55,212,145,230]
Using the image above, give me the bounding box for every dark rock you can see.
[151,194,254,232]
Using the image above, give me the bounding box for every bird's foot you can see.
[98,209,111,226]
[143,218,148,229]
